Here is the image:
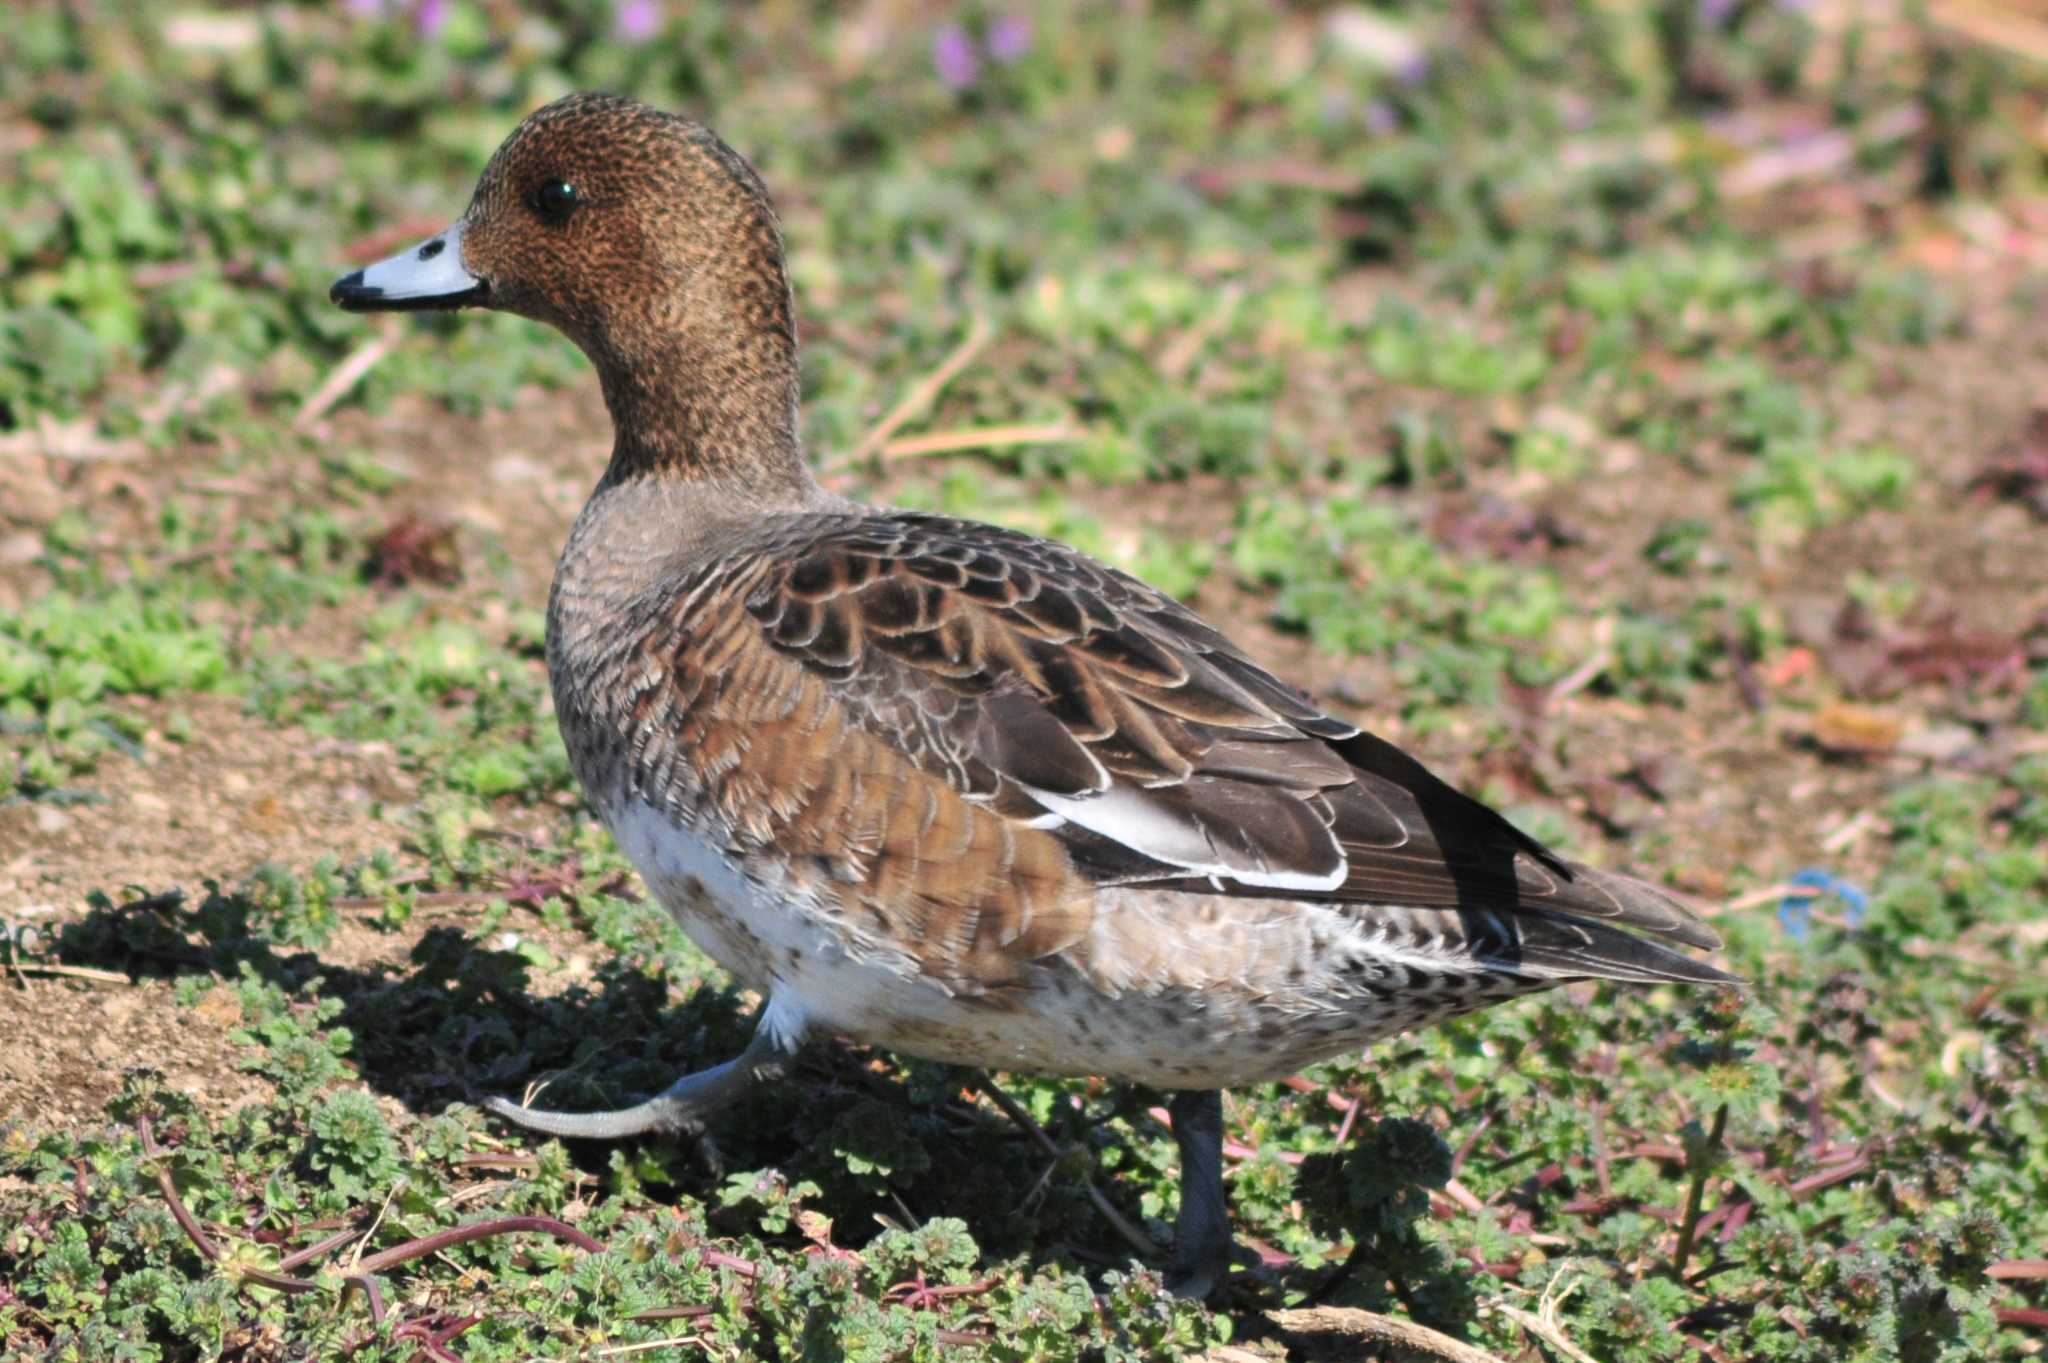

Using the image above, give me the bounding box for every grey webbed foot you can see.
[1164,1087,1234,1299]
[487,1013,800,1143]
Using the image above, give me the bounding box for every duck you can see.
[330,91,1734,1298]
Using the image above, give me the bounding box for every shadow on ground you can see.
[40,884,1489,1334]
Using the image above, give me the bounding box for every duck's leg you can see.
[486,1008,803,1141]
[1164,1088,1233,1299]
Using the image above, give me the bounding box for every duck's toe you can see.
[485,1090,704,1141]
[486,1010,802,1146]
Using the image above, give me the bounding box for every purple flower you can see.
[933,23,980,90]
[345,0,387,16]
[986,13,1032,65]
[614,0,661,42]
[1697,0,1738,25]
[1363,99,1398,137]
[412,0,449,39]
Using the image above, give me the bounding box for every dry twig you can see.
[1265,1305,1509,1363]
[1491,1272,1600,1363]
[1719,881,1808,916]
[1155,284,1244,380]
[878,423,1087,462]
[844,312,993,465]
[295,332,396,430]
[6,960,131,985]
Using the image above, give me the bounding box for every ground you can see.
[3,4,2048,1362]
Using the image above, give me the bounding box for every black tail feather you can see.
[1495,908,1740,987]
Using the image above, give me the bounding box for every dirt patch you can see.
[320,380,608,592]
[0,693,419,916]
[0,975,268,1129]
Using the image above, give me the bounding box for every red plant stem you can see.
[1989,1260,2048,1281]
[241,1267,321,1295]
[138,1116,220,1264]
[1787,1155,1869,1199]
[1451,1112,1495,1176]
[1689,1202,1734,1241]
[1333,1092,1364,1146]
[344,1275,387,1326]
[350,1215,602,1276]
[278,1227,366,1272]
[701,1249,759,1277]
[1997,1308,2048,1329]
[889,1276,999,1302]
[392,1313,482,1363]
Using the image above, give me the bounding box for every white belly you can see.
[606,798,1071,1069]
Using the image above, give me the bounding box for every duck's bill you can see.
[329,221,487,312]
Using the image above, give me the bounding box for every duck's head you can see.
[332,93,806,488]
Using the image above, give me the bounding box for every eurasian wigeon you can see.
[332,91,1732,1298]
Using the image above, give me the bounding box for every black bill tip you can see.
[329,269,370,308]
[328,270,487,313]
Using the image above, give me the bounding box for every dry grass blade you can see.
[295,331,395,431]
[841,312,993,466]
[1718,881,1807,915]
[878,423,1087,462]
[1155,284,1244,381]
[1494,1301,1601,1363]
[6,961,132,985]
[1490,1270,1599,1363]
[1929,0,2048,64]
[1545,648,1614,708]
[595,1338,708,1358]
[0,413,147,462]
[346,1177,409,1270]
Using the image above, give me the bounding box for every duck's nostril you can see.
[418,237,446,261]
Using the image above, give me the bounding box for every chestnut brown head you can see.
[332,93,805,487]
[334,93,784,348]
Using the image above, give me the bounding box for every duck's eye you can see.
[532,179,580,225]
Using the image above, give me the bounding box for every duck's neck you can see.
[588,252,816,503]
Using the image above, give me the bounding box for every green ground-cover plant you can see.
[5,2,2048,1360]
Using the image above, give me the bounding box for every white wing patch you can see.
[1020,783,1348,893]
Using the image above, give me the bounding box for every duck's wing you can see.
[729,511,1724,972]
